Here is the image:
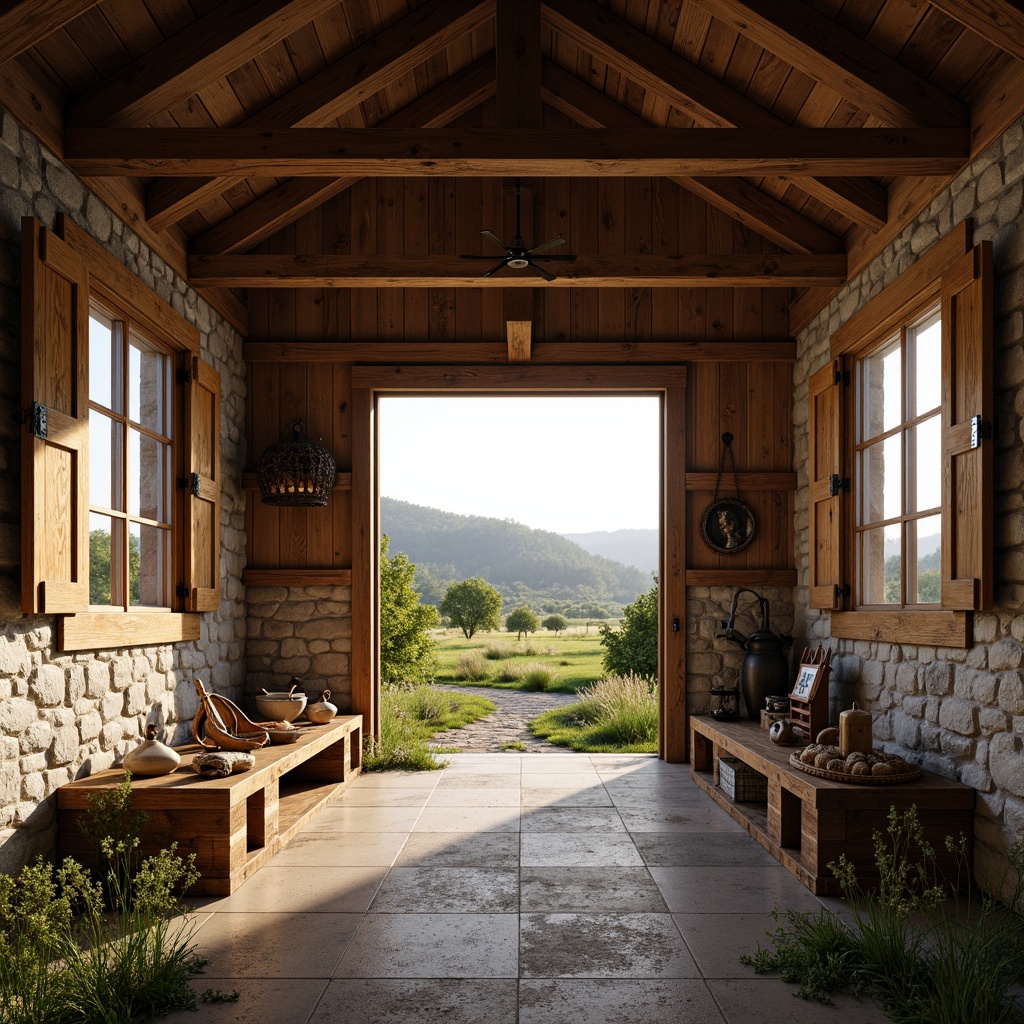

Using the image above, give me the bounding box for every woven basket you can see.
[789,752,922,785]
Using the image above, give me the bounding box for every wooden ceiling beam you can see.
[927,0,1024,62]
[185,253,848,288]
[67,127,968,178]
[541,0,888,230]
[0,0,103,66]
[542,61,842,254]
[145,0,495,229]
[693,0,966,128]
[67,0,341,128]
[190,57,496,254]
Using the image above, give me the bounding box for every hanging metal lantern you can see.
[256,418,336,506]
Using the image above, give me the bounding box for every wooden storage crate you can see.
[718,755,768,802]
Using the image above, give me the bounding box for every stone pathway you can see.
[428,684,581,752]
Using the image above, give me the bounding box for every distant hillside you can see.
[381,497,648,613]
[561,528,659,575]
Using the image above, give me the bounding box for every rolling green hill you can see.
[381,497,649,615]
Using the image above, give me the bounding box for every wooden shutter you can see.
[182,354,221,612]
[21,218,90,614]
[808,359,845,610]
[940,242,992,610]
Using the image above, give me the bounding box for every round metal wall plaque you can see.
[699,498,755,554]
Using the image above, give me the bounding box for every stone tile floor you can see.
[167,754,889,1024]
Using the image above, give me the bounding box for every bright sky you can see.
[379,396,660,534]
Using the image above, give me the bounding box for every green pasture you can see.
[432,627,609,694]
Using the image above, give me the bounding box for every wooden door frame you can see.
[351,364,689,762]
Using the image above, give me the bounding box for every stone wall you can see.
[793,113,1024,895]
[686,586,795,717]
[0,105,247,873]
[245,586,353,713]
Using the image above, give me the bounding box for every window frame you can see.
[809,221,991,649]
[20,215,220,652]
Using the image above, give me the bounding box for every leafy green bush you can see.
[521,666,556,691]
[599,580,657,679]
[0,785,203,1024]
[455,651,489,681]
[743,806,1024,1023]
[379,535,438,684]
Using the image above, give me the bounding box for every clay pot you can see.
[305,690,338,724]
[255,689,307,722]
[123,724,181,776]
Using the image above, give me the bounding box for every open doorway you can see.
[376,394,660,754]
[350,365,688,762]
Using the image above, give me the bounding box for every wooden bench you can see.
[690,716,974,895]
[57,715,362,895]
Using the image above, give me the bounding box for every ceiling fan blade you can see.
[481,259,510,278]
[531,254,577,262]
[526,260,556,282]
[527,235,566,255]
[461,253,504,260]
[481,229,508,251]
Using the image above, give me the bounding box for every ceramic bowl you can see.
[255,691,307,722]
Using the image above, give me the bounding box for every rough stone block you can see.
[0,698,37,733]
[923,662,954,696]
[78,711,102,743]
[84,661,111,697]
[990,732,1024,798]
[999,671,1024,714]
[979,707,1010,736]
[311,652,347,676]
[111,656,133,691]
[989,638,1024,672]
[50,727,78,766]
[893,712,921,749]
[938,697,977,736]
[30,664,65,706]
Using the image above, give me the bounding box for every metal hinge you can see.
[24,402,47,439]
[835,584,851,599]
[970,415,992,449]
[828,474,850,497]
[175,367,191,385]
[177,473,201,497]
[176,583,189,599]
[834,367,850,386]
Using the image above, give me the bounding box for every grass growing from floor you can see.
[742,806,1024,1022]
[529,673,658,753]
[434,628,609,694]
[363,684,497,771]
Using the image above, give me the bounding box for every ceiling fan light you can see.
[508,257,529,268]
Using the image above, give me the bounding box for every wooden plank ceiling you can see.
[4,0,1024,332]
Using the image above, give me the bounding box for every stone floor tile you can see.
[707,979,890,1024]
[649,865,825,915]
[310,979,518,1024]
[270,830,409,868]
[520,787,613,807]
[519,912,700,978]
[633,832,780,868]
[519,978,726,1024]
[332,787,434,807]
[437,772,523,788]
[425,786,522,807]
[199,864,387,915]
[162,978,328,1024]
[520,806,626,832]
[519,773,604,789]
[350,771,442,789]
[520,832,644,867]
[394,831,520,868]
[370,866,519,913]
[335,913,519,978]
[673,911,783,976]
[617,804,747,833]
[304,805,424,833]
[413,805,520,833]
[188,911,361,978]
[520,866,667,913]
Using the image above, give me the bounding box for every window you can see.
[854,305,941,608]
[89,306,174,610]
[808,224,992,647]
[21,216,221,650]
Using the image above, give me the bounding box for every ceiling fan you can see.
[460,178,577,282]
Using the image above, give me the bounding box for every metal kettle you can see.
[716,588,793,720]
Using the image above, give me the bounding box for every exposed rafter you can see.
[541,0,889,230]
[0,0,103,66]
[185,253,848,288]
[541,61,843,254]
[67,0,342,129]
[190,57,497,255]
[692,0,967,128]
[145,0,496,229]
[927,0,1024,63]
[66,127,968,178]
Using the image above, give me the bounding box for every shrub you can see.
[455,651,489,681]
[405,685,455,724]
[484,644,515,660]
[521,663,557,691]
[599,580,658,679]
[363,686,448,772]
[495,661,526,683]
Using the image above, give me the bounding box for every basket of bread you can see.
[789,726,922,784]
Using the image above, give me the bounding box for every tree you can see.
[542,614,568,635]
[506,606,539,640]
[379,536,439,684]
[599,578,658,679]
[440,578,502,639]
